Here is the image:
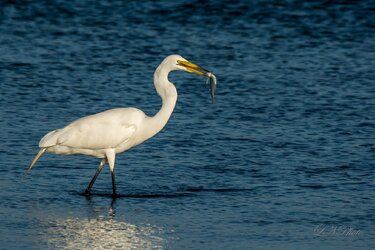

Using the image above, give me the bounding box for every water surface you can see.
[0,1,374,249]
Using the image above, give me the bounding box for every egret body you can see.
[25,55,216,196]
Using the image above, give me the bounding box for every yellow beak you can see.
[177,60,210,76]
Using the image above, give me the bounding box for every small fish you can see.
[206,72,217,103]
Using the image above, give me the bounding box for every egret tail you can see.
[23,148,47,176]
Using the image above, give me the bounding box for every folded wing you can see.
[40,116,137,150]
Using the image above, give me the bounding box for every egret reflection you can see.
[46,217,164,249]
[41,203,165,249]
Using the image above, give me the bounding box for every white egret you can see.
[24,55,216,197]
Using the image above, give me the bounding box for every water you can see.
[1,0,374,249]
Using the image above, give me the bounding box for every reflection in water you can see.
[45,217,165,249]
[40,201,165,249]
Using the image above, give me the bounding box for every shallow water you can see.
[1,0,374,249]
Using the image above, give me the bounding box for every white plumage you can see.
[25,55,215,197]
[40,108,141,157]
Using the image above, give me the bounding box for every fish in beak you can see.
[177,60,217,103]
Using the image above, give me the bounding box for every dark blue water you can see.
[1,0,374,249]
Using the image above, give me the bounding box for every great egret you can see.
[24,55,217,197]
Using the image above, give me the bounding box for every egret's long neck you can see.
[146,65,177,138]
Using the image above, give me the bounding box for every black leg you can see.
[85,158,106,195]
[105,150,117,198]
[111,168,117,198]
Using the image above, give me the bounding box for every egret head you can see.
[176,56,210,76]
[159,55,217,103]
[159,55,209,76]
